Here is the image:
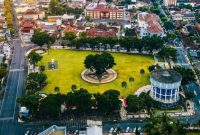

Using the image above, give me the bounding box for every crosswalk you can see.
[10,68,24,72]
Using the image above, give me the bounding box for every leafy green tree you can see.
[79,32,87,38]
[140,69,145,76]
[17,94,41,116]
[38,94,66,117]
[47,36,56,53]
[84,52,116,81]
[126,95,143,113]
[71,84,77,92]
[164,21,175,30]
[129,77,134,85]
[26,80,39,93]
[27,72,47,88]
[73,88,92,113]
[139,92,154,113]
[184,90,195,100]
[121,81,127,88]
[119,36,134,52]
[28,51,42,70]
[173,66,195,84]
[143,36,164,52]
[63,32,77,41]
[144,113,186,135]
[94,90,120,115]
[31,30,52,47]
[158,47,177,60]
[0,68,7,79]
[54,86,60,93]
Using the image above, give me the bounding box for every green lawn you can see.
[186,132,200,135]
[40,50,154,97]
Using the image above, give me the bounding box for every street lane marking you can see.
[0,117,13,121]
[10,69,24,72]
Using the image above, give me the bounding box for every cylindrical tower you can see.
[150,69,182,104]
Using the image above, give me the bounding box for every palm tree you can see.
[54,86,60,93]
[121,81,127,88]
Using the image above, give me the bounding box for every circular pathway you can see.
[81,69,117,84]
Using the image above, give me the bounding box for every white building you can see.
[150,70,182,104]
[164,0,177,6]
[138,12,165,37]
[87,125,102,135]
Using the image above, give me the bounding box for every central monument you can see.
[81,52,117,84]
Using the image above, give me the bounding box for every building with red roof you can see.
[86,24,118,37]
[22,9,45,20]
[85,0,129,20]
[138,12,165,37]
[20,20,38,34]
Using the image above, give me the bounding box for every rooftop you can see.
[151,69,182,83]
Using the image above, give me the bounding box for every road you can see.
[0,38,26,135]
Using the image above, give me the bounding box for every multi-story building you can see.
[138,12,165,37]
[164,0,177,6]
[85,0,129,20]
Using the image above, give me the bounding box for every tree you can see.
[63,32,77,41]
[47,36,56,53]
[27,72,47,88]
[173,66,195,84]
[119,36,134,52]
[38,94,64,117]
[54,86,60,93]
[85,16,91,22]
[94,90,120,115]
[184,90,195,100]
[71,84,77,92]
[139,92,154,113]
[148,64,161,72]
[126,95,143,113]
[121,81,127,88]
[79,32,87,38]
[73,88,92,113]
[84,52,116,81]
[125,28,136,36]
[17,94,41,116]
[129,77,134,85]
[164,21,175,30]
[31,30,52,47]
[144,113,186,135]
[158,47,177,60]
[140,69,145,76]
[143,36,164,52]
[0,68,7,79]
[28,52,42,70]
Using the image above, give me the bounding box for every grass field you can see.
[186,132,200,135]
[40,50,154,97]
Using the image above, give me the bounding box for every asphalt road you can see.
[0,38,25,135]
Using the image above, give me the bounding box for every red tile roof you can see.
[20,20,38,32]
[23,9,39,15]
[63,24,77,33]
[139,13,163,34]
[87,24,117,37]
[87,4,123,12]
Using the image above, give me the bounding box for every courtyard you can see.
[40,50,154,97]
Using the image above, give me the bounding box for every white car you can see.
[133,127,136,133]
[126,127,130,132]
[109,127,114,133]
